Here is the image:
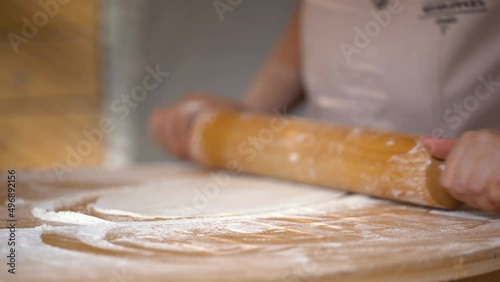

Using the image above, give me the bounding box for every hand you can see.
[149,92,244,159]
[423,130,500,212]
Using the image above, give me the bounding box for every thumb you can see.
[421,136,457,160]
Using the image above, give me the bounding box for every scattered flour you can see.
[288,152,300,163]
[5,197,26,206]
[32,207,109,225]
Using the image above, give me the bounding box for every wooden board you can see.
[1,164,500,282]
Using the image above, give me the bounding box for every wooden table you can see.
[1,164,500,281]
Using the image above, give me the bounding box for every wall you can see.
[0,0,101,170]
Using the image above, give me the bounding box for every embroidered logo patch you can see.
[419,0,488,33]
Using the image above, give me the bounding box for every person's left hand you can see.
[422,130,500,212]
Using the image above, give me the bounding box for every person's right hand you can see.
[149,92,244,159]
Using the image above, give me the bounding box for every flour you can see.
[5,197,26,206]
[32,207,109,225]
[288,152,300,163]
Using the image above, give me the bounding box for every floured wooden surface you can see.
[1,164,500,282]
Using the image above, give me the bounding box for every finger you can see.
[156,109,185,158]
[453,137,488,195]
[150,109,170,149]
[170,116,184,158]
[468,147,497,195]
[161,111,177,154]
[470,195,496,212]
[422,137,457,160]
[440,134,471,192]
[488,161,500,211]
[448,185,491,211]
[460,158,499,212]
[172,109,192,159]
[173,99,211,158]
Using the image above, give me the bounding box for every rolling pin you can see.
[189,111,461,209]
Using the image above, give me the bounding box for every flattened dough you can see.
[89,174,341,219]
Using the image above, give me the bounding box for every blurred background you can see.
[0,0,299,170]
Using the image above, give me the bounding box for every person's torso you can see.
[302,0,500,136]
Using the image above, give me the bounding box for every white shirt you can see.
[302,0,500,136]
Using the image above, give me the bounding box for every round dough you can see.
[89,174,341,219]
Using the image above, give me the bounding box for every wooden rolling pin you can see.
[189,111,461,209]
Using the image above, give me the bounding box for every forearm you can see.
[243,7,303,113]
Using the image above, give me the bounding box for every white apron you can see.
[302,0,500,136]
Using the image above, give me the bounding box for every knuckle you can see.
[459,130,494,149]
[474,131,493,144]
[462,131,476,140]
[477,129,495,135]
